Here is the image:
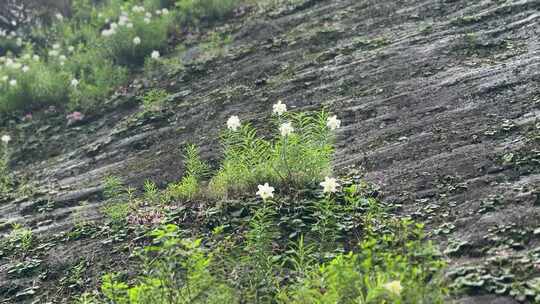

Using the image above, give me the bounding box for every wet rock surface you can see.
[0,0,539,302]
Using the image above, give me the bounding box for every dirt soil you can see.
[0,0,539,303]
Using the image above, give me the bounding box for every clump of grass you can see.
[0,54,71,112]
[101,176,132,228]
[175,0,240,25]
[101,7,175,66]
[209,106,335,198]
[165,144,210,201]
[140,88,169,110]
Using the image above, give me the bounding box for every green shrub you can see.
[0,136,12,194]
[7,223,34,257]
[140,88,169,110]
[0,54,71,112]
[277,220,447,304]
[175,0,240,25]
[209,110,334,198]
[102,176,131,227]
[165,144,209,201]
[101,7,175,66]
[101,225,238,304]
[101,202,131,227]
[65,47,128,109]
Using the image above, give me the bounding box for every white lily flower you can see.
[326,115,341,130]
[227,115,241,131]
[272,100,287,115]
[320,176,339,193]
[256,183,275,200]
[383,280,403,296]
[151,50,160,59]
[279,122,294,137]
[1,135,11,144]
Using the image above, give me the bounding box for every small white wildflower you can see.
[59,55,67,62]
[55,13,63,21]
[22,54,30,60]
[9,79,17,87]
[227,115,241,131]
[71,79,79,88]
[33,55,40,61]
[1,135,11,144]
[48,50,59,57]
[16,38,22,47]
[155,10,162,15]
[110,22,118,30]
[145,12,152,18]
[162,8,169,15]
[133,36,141,45]
[11,62,21,70]
[68,46,75,53]
[52,43,60,50]
[326,115,341,130]
[256,183,275,200]
[144,17,151,24]
[279,122,294,137]
[272,100,287,115]
[132,5,145,13]
[320,176,339,194]
[22,65,29,73]
[101,29,115,37]
[119,15,129,26]
[151,50,160,59]
[126,23,134,28]
[383,280,403,296]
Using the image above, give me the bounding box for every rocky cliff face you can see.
[0,0,539,302]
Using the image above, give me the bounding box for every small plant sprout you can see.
[279,122,294,137]
[133,36,141,45]
[1,135,11,144]
[320,176,339,193]
[383,280,403,296]
[227,115,241,131]
[326,115,341,130]
[273,100,287,116]
[151,50,160,59]
[256,183,275,200]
